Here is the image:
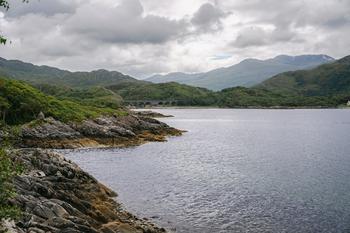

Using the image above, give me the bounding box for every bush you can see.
[0,148,22,223]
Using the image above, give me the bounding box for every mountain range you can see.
[215,55,350,108]
[146,55,335,90]
[0,57,143,88]
[0,54,349,109]
[0,56,217,107]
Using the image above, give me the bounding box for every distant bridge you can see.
[124,100,182,107]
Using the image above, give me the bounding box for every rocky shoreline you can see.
[19,113,182,149]
[2,112,182,233]
[132,111,174,118]
[6,149,167,233]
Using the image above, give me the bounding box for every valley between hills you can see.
[1,54,350,233]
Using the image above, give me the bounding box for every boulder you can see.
[37,112,45,121]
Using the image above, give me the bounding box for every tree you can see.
[0,0,27,227]
[0,0,29,44]
[0,97,10,123]
[0,0,9,44]
[0,0,9,9]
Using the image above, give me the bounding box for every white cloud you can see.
[0,0,349,78]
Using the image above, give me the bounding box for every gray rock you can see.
[28,170,46,178]
[37,112,45,120]
[10,149,167,233]
[28,227,46,233]
[72,117,135,138]
[132,111,173,118]
[19,113,181,149]
[21,117,80,140]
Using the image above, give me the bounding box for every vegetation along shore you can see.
[1,55,350,109]
[0,76,183,233]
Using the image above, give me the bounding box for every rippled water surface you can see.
[65,109,350,233]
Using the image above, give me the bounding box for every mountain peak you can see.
[271,54,335,66]
[239,58,262,64]
[338,55,350,64]
[146,54,336,90]
[258,54,350,96]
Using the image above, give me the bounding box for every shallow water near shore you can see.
[65,109,350,233]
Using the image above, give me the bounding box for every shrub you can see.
[0,148,23,223]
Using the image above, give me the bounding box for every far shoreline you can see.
[132,106,350,110]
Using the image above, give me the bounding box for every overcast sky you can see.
[0,0,349,78]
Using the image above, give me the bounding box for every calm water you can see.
[65,109,350,233]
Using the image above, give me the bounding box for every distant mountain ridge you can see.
[0,57,217,106]
[146,54,335,90]
[0,55,349,109]
[0,57,144,88]
[258,55,350,96]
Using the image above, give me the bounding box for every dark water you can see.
[65,109,350,233]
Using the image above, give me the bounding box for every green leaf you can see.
[0,36,6,45]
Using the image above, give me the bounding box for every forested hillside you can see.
[0,57,142,87]
[216,87,348,108]
[1,56,349,109]
[35,83,123,109]
[107,82,218,106]
[0,78,122,125]
[258,55,350,96]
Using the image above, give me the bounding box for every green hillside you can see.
[0,78,121,125]
[107,82,218,106]
[217,87,290,107]
[111,81,346,108]
[216,87,346,108]
[1,56,349,109]
[0,57,143,88]
[34,84,123,109]
[0,57,218,106]
[258,55,350,96]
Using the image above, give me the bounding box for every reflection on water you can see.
[65,109,350,233]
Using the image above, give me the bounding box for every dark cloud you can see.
[294,7,350,30]
[232,26,298,48]
[63,0,187,44]
[191,3,227,31]
[323,16,350,28]
[3,0,77,17]
[233,27,268,48]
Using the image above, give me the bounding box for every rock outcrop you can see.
[9,149,167,233]
[0,112,183,232]
[20,114,182,149]
[132,111,173,118]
